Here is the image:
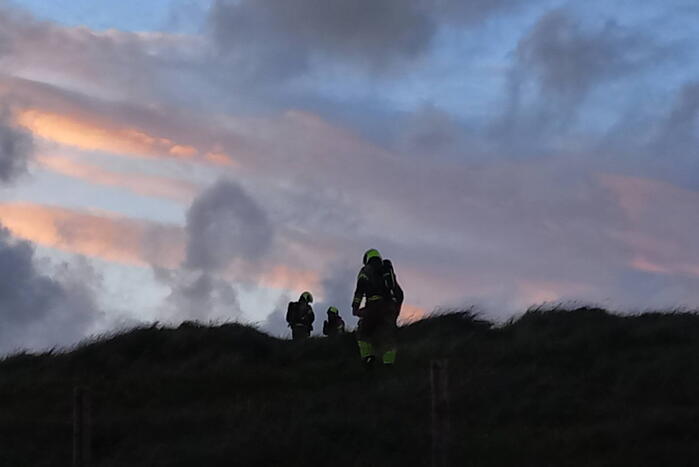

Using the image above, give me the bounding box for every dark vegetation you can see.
[2,307,699,466]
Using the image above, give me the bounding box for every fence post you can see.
[73,386,91,467]
[431,359,450,467]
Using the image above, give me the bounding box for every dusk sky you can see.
[0,0,698,353]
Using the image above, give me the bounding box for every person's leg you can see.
[356,307,378,369]
[292,325,308,340]
[382,347,397,365]
[357,338,375,368]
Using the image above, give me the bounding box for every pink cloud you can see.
[37,154,200,202]
[0,201,321,293]
[600,173,699,278]
[0,202,185,268]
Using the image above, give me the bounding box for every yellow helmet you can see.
[300,291,313,303]
[363,248,381,265]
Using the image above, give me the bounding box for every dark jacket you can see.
[352,257,404,312]
[323,314,346,336]
[286,301,314,330]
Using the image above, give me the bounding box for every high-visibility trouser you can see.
[356,300,398,365]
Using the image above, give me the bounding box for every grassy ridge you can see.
[2,307,699,466]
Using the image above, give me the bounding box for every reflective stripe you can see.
[367,295,384,302]
[358,340,374,359]
[382,349,397,365]
[383,270,395,289]
[358,273,369,280]
[353,297,361,304]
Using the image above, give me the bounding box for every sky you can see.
[0,0,698,354]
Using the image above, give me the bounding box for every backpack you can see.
[381,259,396,294]
[287,301,308,325]
[323,315,345,335]
[381,259,403,304]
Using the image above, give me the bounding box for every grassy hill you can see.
[2,307,699,466]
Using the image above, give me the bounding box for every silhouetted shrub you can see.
[2,308,699,466]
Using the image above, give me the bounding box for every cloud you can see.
[0,77,240,167]
[17,108,217,163]
[666,82,699,134]
[0,226,103,354]
[0,84,103,355]
[599,173,699,279]
[519,12,611,96]
[208,0,525,78]
[185,179,273,271]
[156,269,242,322]
[0,202,186,268]
[0,5,205,102]
[0,200,316,292]
[435,0,524,23]
[2,1,699,327]
[502,8,665,134]
[396,103,473,159]
[11,94,695,318]
[0,107,32,183]
[208,0,436,75]
[650,81,699,166]
[37,154,200,202]
[0,227,61,327]
[0,197,312,326]
[159,179,275,322]
[177,107,655,314]
[594,79,699,189]
[261,264,320,292]
[1,0,525,103]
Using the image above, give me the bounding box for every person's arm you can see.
[322,320,329,336]
[308,307,315,328]
[352,268,368,315]
[286,302,293,325]
[394,282,404,305]
[393,282,404,315]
